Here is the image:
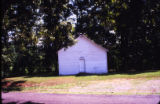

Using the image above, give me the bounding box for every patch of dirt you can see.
[2,77,160,95]
[38,78,75,87]
[69,78,160,94]
[2,81,12,88]
[2,78,76,88]
[18,82,36,87]
[2,80,35,88]
[133,79,160,94]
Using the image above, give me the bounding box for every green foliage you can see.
[1,0,74,77]
[1,0,160,77]
[72,0,160,72]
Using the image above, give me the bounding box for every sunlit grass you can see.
[76,70,160,81]
[5,70,160,82]
[3,70,160,95]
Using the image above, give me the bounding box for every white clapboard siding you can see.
[58,35,108,75]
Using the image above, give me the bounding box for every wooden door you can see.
[79,58,85,72]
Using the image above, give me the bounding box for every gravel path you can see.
[2,92,160,104]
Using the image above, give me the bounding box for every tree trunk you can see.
[53,53,59,75]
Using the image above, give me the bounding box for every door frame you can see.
[79,57,85,73]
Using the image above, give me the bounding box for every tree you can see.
[72,0,160,72]
[116,0,160,71]
[37,0,75,75]
[1,0,39,76]
[1,0,74,76]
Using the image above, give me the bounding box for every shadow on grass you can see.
[23,73,58,78]
[2,80,26,93]
[22,101,44,104]
[6,69,159,78]
[75,69,160,77]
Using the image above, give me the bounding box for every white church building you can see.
[58,35,108,75]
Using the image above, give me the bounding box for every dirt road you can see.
[2,92,160,104]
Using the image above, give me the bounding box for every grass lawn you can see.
[2,70,160,95]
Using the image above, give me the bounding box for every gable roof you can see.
[58,35,109,52]
[77,35,108,52]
